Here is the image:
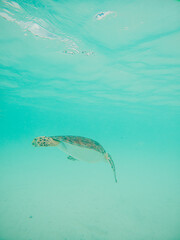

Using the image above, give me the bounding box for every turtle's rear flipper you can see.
[105,153,117,183]
[67,156,78,161]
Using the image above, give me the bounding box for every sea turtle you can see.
[32,135,117,183]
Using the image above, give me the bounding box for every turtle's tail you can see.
[106,153,117,183]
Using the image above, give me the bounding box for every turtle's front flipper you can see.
[67,156,78,161]
[105,153,117,183]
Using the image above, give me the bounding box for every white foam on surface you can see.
[95,11,115,21]
[3,0,22,10]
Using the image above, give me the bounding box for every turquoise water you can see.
[0,0,180,239]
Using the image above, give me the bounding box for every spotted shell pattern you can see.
[51,136,106,154]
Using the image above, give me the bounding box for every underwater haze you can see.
[0,0,180,239]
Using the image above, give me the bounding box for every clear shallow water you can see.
[0,0,180,239]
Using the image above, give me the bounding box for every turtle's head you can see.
[32,136,59,147]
